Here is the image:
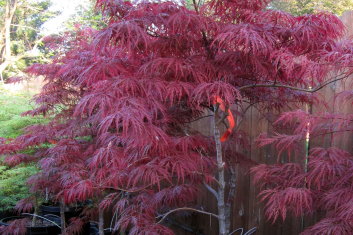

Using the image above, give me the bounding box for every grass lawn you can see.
[0,87,46,212]
[0,90,45,138]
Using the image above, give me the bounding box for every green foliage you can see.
[0,90,46,211]
[65,0,106,30]
[184,0,208,9]
[0,164,37,212]
[269,0,353,16]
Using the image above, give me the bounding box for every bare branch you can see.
[186,114,213,123]
[217,107,229,126]
[238,83,310,92]
[192,0,200,13]
[238,73,351,93]
[203,182,219,200]
[11,24,39,32]
[156,207,219,224]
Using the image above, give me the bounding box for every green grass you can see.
[0,91,45,138]
[0,87,47,212]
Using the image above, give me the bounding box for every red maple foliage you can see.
[252,112,353,233]
[0,218,28,235]
[1,0,353,234]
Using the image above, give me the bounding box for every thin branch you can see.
[217,107,229,126]
[192,0,213,59]
[101,185,152,193]
[146,29,168,39]
[238,74,351,93]
[10,24,39,32]
[192,0,200,13]
[22,213,61,228]
[203,182,219,200]
[311,128,353,139]
[244,227,257,235]
[186,114,213,123]
[311,75,350,93]
[234,102,257,132]
[157,207,219,224]
[229,228,243,235]
[239,83,311,92]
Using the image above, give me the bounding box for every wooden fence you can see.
[171,11,353,235]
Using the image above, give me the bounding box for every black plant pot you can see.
[0,216,61,235]
[40,204,83,221]
[40,204,60,215]
[0,210,16,219]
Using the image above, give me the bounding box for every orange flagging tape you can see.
[214,97,235,142]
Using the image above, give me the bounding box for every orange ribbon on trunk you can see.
[214,97,235,142]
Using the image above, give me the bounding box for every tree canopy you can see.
[270,0,353,15]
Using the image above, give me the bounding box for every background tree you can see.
[0,0,56,82]
[269,0,353,15]
[1,0,353,235]
[64,0,106,30]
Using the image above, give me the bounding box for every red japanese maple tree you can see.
[1,0,353,234]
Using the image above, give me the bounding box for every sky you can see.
[41,0,91,35]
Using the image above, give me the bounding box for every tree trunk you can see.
[99,206,104,235]
[0,31,5,61]
[225,166,237,232]
[4,0,17,60]
[60,199,66,234]
[4,1,11,61]
[213,109,229,235]
[31,196,39,226]
[0,0,17,81]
